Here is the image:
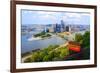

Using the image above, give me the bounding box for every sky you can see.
[21,10,90,25]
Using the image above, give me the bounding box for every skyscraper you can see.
[61,20,65,32]
[66,26,69,32]
[61,20,65,29]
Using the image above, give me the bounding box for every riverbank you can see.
[28,37,41,41]
[21,42,69,63]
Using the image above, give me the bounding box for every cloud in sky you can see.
[22,10,90,25]
[64,13,81,18]
[36,11,56,15]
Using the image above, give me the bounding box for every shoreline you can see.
[27,35,53,41]
[21,43,68,63]
[28,37,42,41]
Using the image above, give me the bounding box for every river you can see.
[21,31,66,53]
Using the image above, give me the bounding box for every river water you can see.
[21,31,66,53]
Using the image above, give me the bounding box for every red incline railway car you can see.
[68,41,81,53]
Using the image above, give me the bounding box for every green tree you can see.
[43,55,50,61]
[57,47,69,59]
[54,51,60,58]
[31,52,41,62]
[75,31,90,49]
[75,31,90,59]
[75,33,83,44]
[82,31,90,49]
[39,51,46,61]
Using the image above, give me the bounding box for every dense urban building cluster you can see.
[22,19,90,35]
